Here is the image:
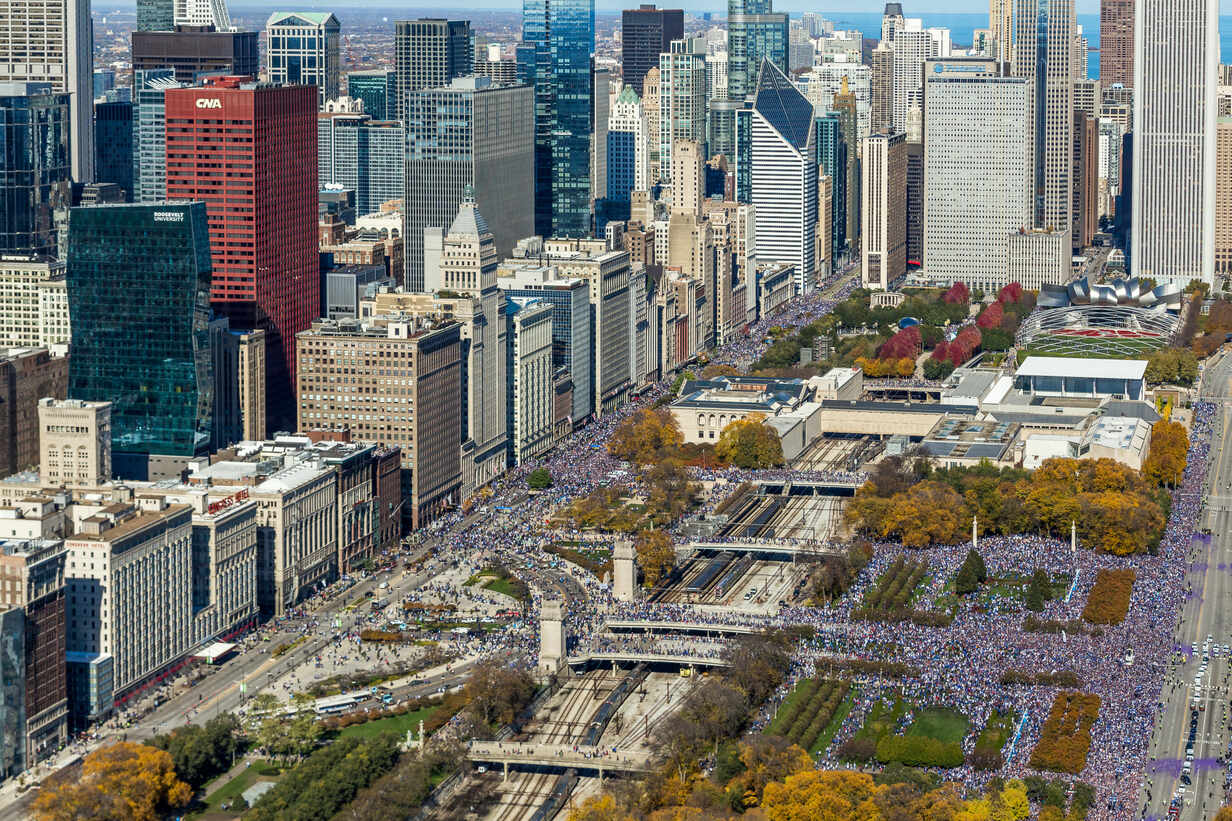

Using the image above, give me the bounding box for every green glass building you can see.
[67,202,214,474]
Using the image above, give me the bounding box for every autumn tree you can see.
[728,736,812,807]
[465,660,537,730]
[33,742,192,821]
[762,769,884,821]
[1143,419,1189,488]
[715,416,784,468]
[569,794,637,821]
[609,408,684,464]
[635,529,676,587]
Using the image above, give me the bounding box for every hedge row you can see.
[1081,569,1135,625]
[1029,692,1101,774]
[773,679,851,750]
[1000,670,1083,688]
[862,557,929,613]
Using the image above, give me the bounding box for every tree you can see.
[151,713,240,788]
[895,357,916,378]
[762,770,884,821]
[976,302,1004,329]
[528,467,553,490]
[608,408,684,464]
[1025,569,1050,612]
[464,660,537,730]
[715,417,784,468]
[635,529,676,587]
[1143,420,1189,488]
[943,282,970,305]
[729,737,812,806]
[955,549,986,596]
[569,794,637,821]
[33,742,192,821]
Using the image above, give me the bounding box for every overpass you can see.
[467,741,655,778]
[567,651,732,670]
[752,479,862,496]
[682,541,847,559]
[605,619,764,636]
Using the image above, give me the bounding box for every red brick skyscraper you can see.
[164,77,318,429]
[1099,0,1133,89]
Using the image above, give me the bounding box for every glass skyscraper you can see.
[815,112,848,254]
[522,0,595,238]
[67,202,214,470]
[94,101,133,200]
[0,83,71,257]
[346,69,395,119]
[726,0,787,101]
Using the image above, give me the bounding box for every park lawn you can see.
[808,685,856,756]
[335,705,444,740]
[766,681,817,736]
[974,710,1017,752]
[482,576,519,598]
[200,760,282,813]
[905,707,969,746]
[853,696,910,743]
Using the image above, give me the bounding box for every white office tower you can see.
[891,21,948,133]
[608,85,649,194]
[923,61,1031,292]
[175,0,233,30]
[750,60,817,294]
[805,57,871,138]
[658,38,707,178]
[1132,0,1218,285]
[265,12,341,108]
[1013,0,1075,235]
[0,0,93,180]
[989,0,1014,64]
[706,50,728,101]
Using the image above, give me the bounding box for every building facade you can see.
[165,78,319,430]
[506,299,556,464]
[393,18,471,121]
[621,4,683,96]
[0,0,92,180]
[39,399,111,487]
[346,69,395,119]
[66,203,214,476]
[404,78,534,291]
[1100,0,1133,89]
[265,12,340,108]
[923,64,1030,290]
[1131,0,1217,285]
[862,131,907,290]
[0,349,68,478]
[94,101,134,200]
[0,85,71,257]
[318,109,404,219]
[131,30,259,84]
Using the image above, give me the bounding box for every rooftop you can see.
[1015,356,1148,381]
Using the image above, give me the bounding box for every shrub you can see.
[1028,692,1101,774]
[1081,569,1135,625]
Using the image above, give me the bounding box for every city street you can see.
[1143,351,1232,820]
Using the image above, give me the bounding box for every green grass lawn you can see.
[853,696,910,743]
[335,705,443,740]
[482,576,519,598]
[809,685,856,756]
[905,707,970,746]
[974,710,1017,752]
[201,760,281,813]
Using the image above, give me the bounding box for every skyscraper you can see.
[265,12,341,107]
[318,105,404,218]
[0,0,93,181]
[346,69,395,119]
[393,19,472,121]
[1014,0,1075,234]
[66,202,214,473]
[862,130,907,290]
[890,22,942,133]
[1132,0,1217,284]
[164,78,318,430]
[93,101,133,200]
[0,84,70,257]
[404,77,535,291]
[815,112,848,255]
[726,0,788,102]
[523,0,596,238]
[621,5,684,96]
[870,41,894,135]
[923,61,1030,291]
[131,29,259,84]
[1100,0,1133,89]
[132,70,182,203]
[750,60,817,294]
[137,0,174,31]
[989,0,1014,62]
[658,38,708,176]
[175,0,232,29]
[607,85,649,221]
